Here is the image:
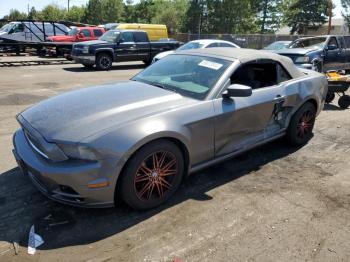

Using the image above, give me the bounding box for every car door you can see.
[115,31,139,61]
[133,31,151,62]
[323,37,341,71]
[213,60,289,157]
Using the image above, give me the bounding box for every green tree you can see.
[341,0,350,31]
[28,7,39,20]
[101,0,124,23]
[65,6,86,22]
[38,4,66,21]
[84,0,104,24]
[3,9,27,20]
[152,0,189,33]
[124,0,137,23]
[283,0,331,34]
[183,0,204,33]
[251,0,283,33]
[206,0,257,34]
[134,0,156,23]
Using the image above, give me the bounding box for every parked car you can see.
[0,21,69,42]
[263,41,291,51]
[274,35,350,72]
[13,48,327,210]
[71,30,180,70]
[152,39,240,63]
[47,27,105,42]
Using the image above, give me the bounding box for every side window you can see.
[328,37,338,48]
[207,43,219,48]
[339,37,345,49]
[277,64,292,84]
[134,32,148,42]
[121,32,134,42]
[93,29,103,37]
[230,62,278,89]
[81,29,91,37]
[219,42,235,47]
[13,24,24,33]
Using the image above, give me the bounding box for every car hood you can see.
[48,35,75,42]
[274,47,319,56]
[19,81,195,143]
[75,40,108,46]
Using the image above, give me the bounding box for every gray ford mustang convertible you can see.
[13,48,327,210]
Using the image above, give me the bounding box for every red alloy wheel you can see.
[296,110,314,139]
[134,151,178,201]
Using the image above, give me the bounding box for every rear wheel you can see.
[119,140,184,210]
[338,95,350,109]
[287,102,316,145]
[96,53,113,70]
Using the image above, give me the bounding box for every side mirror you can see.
[326,44,338,51]
[222,84,252,98]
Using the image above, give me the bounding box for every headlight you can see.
[295,56,310,63]
[58,144,97,161]
[82,46,89,54]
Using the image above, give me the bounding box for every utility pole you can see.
[68,0,70,12]
[328,0,333,35]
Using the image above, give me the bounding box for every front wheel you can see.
[119,140,184,210]
[287,102,316,145]
[96,53,113,70]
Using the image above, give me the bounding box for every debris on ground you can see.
[28,225,44,255]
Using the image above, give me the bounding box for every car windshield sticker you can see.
[198,60,223,70]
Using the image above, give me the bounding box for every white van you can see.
[0,22,69,42]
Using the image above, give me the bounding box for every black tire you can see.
[119,140,184,210]
[287,102,317,145]
[338,95,350,109]
[325,92,335,103]
[96,53,113,70]
[82,64,94,69]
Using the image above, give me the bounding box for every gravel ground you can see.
[0,59,349,262]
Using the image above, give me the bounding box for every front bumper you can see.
[72,55,95,65]
[13,129,115,208]
[296,63,313,70]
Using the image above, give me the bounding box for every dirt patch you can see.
[0,93,49,106]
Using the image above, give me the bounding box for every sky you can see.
[0,0,345,19]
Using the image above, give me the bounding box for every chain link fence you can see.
[173,33,312,49]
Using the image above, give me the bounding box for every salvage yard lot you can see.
[0,59,350,262]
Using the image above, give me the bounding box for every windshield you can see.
[177,42,205,51]
[264,42,290,50]
[68,28,79,36]
[0,23,14,33]
[99,30,120,43]
[132,54,231,100]
[289,37,327,49]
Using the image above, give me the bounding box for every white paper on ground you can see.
[28,225,44,255]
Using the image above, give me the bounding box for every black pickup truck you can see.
[71,30,180,70]
[274,35,350,72]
